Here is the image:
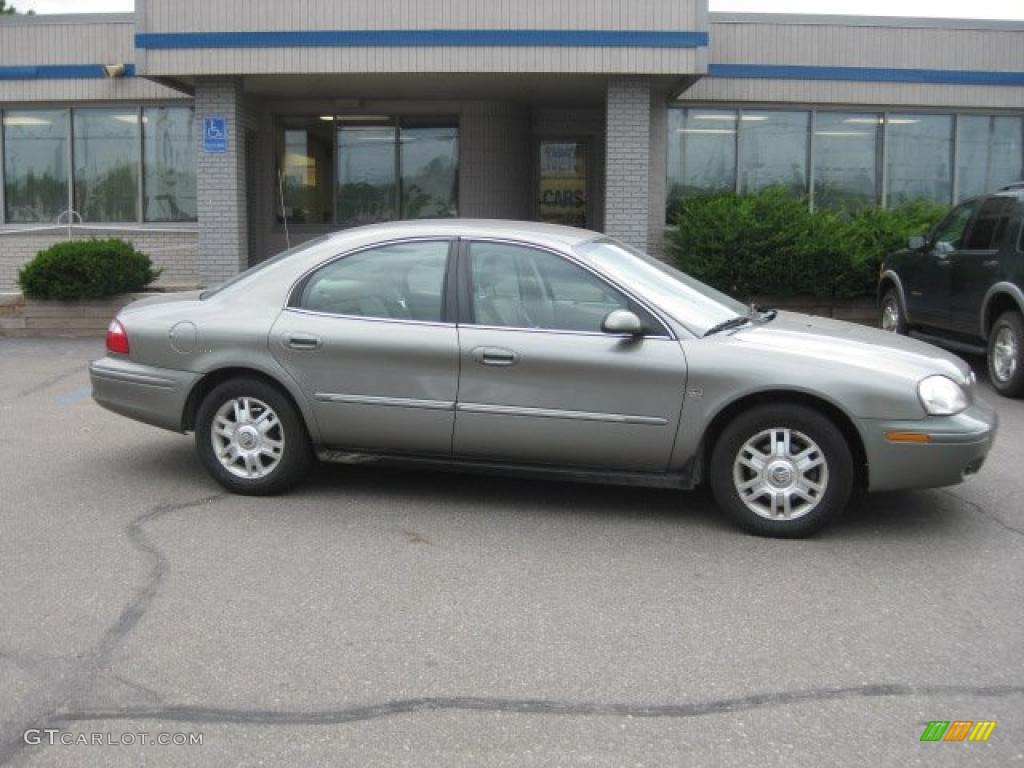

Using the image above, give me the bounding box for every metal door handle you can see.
[473,347,518,366]
[984,260,1000,269]
[286,333,322,351]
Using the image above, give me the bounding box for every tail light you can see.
[106,318,130,355]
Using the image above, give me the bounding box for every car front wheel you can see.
[709,404,854,538]
[988,311,1024,397]
[879,289,907,334]
[195,377,313,495]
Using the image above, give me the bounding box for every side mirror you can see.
[602,310,644,336]
[908,235,927,250]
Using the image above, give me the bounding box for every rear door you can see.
[906,201,978,329]
[452,240,687,472]
[270,239,459,456]
[951,197,1013,335]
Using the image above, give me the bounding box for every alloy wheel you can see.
[732,428,830,521]
[992,326,1019,383]
[211,397,286,479]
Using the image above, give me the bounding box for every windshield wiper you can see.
[703,315,753,338]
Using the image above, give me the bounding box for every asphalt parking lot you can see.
[0,337,1021,767]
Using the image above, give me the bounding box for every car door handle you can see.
[984,260,1000,269]
[473,347,518,366]
[286,333,322,351]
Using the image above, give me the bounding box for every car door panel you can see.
[269,240,459,456]
[951,198,1014,335]
[906,201,978,329]
[454,328,686,471]
[453,241,687,472]
[272,313,458,455]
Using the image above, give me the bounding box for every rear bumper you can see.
[860,401,998,492]
[89,357,200,433]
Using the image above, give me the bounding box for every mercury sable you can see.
[90,220,997,537]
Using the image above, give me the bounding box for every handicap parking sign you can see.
[203,116,227,153]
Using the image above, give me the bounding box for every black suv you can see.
[879,185,1024,397]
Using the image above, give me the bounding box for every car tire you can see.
[709,404,854,538]
[879,289,907,335]
[987,311,1024,398]
[195,377,313,495]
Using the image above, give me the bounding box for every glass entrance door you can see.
[538,141,587,228]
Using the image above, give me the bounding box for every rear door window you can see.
[295,240,451,322]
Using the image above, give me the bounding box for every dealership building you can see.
[0,2,1022,291]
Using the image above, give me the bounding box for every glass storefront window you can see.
[73,108,140,222]
[886,113,954,206]
[738,110,809,195]
[278,117,334,226]
[667,108,737,220]
[3,110,69,223]
[958,115,1024,201]
[400,125,458,220]
[812,112,882,210]
[336,123,398,229]
[143,107,196,222]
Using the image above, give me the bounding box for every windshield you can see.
[200,236,331,299]
[575,238,748,336]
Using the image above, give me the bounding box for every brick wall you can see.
[194,77,250,286]
[0,228,199,292]
[604,78,653,252]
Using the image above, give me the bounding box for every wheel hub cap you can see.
[211,397,285,480]
[733,428,830,521]
[881,302,899,332]
[992,328,1018,383]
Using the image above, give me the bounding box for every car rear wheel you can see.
[879,289,907,334]
[709,404,853,538]
[987,311,1024,398]
[195,377,312,495]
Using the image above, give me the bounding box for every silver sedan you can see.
[90,220,997,537]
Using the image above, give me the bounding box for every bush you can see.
[18,239,161,300]
[668,188,946,300]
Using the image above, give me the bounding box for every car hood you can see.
[731,311,972,385]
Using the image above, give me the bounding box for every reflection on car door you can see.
[452,240,688,472]
[906,201,978,329]
[950,197,1012,335]
[270,240,459,456]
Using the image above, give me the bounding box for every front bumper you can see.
[89,357,200,433]
[861,400,998,492]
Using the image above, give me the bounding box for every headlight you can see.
[918,375,968,416]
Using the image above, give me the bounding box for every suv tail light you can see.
[106,318,130,355]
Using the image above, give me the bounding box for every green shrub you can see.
[17,239,161,300]
[668,188,946,299]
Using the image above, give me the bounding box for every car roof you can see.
[324,219,604,249]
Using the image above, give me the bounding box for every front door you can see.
[906,201,978,330]
[538,141,588,228]
[951,196,1013,335]
[270,239,459,456]
[452,240,687,472]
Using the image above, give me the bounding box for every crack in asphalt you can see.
[4,484,1023,764]
[14,366,84,400]
[0,496,220,766]
[50,684,1024,727]
[940,488,1024,538]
